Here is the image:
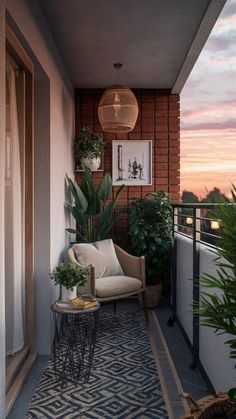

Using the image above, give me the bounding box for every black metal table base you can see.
[52,308,99,387]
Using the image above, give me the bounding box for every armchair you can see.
[67,240,147,315]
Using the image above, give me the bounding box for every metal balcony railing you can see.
[169,203,224,391]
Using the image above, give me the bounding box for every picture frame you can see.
[112,140,152,186]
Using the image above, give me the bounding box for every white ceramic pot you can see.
[81,156,101,171]
[61,285,77,302]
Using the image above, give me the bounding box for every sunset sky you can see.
[181,0,236,198]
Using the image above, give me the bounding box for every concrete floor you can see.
[155,298,208,401]
[7,298,209,419]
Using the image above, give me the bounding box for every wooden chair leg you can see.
[141,290,149,325]
[113,300,117,314]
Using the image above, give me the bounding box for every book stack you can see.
[70,294,98,310]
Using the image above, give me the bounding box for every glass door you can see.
[5,46,34,397]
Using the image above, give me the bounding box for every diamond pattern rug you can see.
[27,309,168,418]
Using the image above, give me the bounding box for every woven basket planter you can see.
[182,393,236,419]
[139,283,162,309]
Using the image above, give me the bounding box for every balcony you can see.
[1,1,233,418]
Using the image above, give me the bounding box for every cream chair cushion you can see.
[73,243,106,278]
[94,239,124,276]
[95,276,142,298]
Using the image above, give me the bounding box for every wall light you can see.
[211,220,220,230]
[186,217,193,225]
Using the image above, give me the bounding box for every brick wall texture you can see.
[75,88,180,240]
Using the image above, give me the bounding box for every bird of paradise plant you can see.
[65,167,124,243]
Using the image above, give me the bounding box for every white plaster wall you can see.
[5,0,75,356]
[199,244,235,391]
[176,234,193,343]
[0,3,6,418]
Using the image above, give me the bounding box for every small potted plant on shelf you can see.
[50,262,89,302]
[128,191,172,308]
[74,127,105,171]
[182,185,236,419]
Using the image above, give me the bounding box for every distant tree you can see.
[201,187,229,203]
[182,190,199,203]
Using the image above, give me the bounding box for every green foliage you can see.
[198,185,236,366]
[65,167,124,242]
[201,187,230,203]
[74,127,105,160]
[182,190,199,203]
[128,192,172,286]
[50,262,89,289]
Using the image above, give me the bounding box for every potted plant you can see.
[128,192,172,308]
[65,167,124,243]
[183,185,236,418]
[74,127,105,170]
[50,262,89,302]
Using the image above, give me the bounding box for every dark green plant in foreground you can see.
[128,192,172,287]
[50,263,89,290]
[197,185,236,398]
[65,167,124,242]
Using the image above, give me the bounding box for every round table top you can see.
[51,299,100,314]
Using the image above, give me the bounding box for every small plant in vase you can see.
[50,262,89,302]
[74,127,105,171]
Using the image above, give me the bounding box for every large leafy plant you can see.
[198,186,236,367]
[65,167,124,242]
[128,192,172,286]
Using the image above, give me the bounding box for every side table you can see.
[51,300,100,387]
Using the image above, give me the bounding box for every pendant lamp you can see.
[98,63,138,133]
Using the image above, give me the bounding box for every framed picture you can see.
[112,140,152,186]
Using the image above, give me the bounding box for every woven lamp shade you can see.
[98,85,138,132]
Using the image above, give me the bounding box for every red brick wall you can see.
[75,89,180,240]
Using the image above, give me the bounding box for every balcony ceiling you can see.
[39,0,226,92]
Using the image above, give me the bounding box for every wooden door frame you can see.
[5,24,36,414]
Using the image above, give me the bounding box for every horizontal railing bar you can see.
[174,231,193,240]
[200,231,220,239]
[174,227,219,239]
[172,203,229,209]
[174,231,218,249]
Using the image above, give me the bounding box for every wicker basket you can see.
[181,392,236,419]
[139,283,162,308]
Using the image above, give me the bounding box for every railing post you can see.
[191,208,201,368]
[168,207,178,326]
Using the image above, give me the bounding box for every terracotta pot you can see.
[81,156,101,171]
[61,286,77,302]
[139,283,162,308]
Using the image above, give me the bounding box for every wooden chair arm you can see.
[67,247,96,295]
[114,244,146,287]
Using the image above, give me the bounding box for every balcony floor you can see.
[7,299,208,419]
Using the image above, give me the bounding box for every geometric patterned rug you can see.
[27,309,168,418]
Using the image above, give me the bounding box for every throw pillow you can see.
[93,239,124,276]
[73,243,106,278]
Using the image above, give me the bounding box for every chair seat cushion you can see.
[95,276,142,298]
